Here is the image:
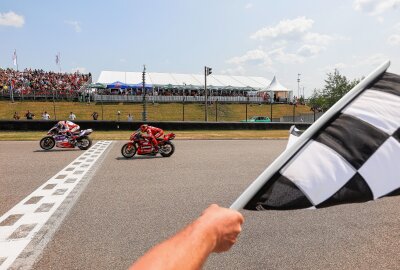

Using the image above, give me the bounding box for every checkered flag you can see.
[231,61,400,210]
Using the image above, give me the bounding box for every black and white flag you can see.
[231,61,400,210]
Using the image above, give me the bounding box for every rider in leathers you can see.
[140,124,164,152]
[56,120,80,142]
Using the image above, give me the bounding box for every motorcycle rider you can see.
[140,124,164,152]
[56,120,80,143]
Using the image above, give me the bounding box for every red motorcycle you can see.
[121,130,175,158]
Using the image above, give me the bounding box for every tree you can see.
[307,69,360,111]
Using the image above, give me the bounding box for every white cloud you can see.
[323,63,348,72]
[120,58,127,63]
[269,47,304,64]
[356,53,388,67]
[297,44,325,57]
[303,32,334,46]
[251,16,314,40]
[221,65,246,75]
[388,34,400,45]
[227,49,272,66]
[71,67,87,73]
[0,11,24,27]
[245,3,253,9]
[353,0,400,15]
[65,20,82,33]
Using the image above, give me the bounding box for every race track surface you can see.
[1,140,400,269]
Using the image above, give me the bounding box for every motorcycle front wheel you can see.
[160,141,175,157]
[40,136,55,150]
[77,136,92,150]
[121,143,137,158]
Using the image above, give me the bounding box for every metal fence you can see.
[2,99,323,123]
[93,94,265,103]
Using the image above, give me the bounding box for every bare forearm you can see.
[129,204,243,270]
[130,219,215,270]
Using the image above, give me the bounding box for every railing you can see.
[93,94,268,103]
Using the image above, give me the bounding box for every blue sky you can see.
[1,0,400,96]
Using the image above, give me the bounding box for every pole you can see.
[142,65,147,122]
[215,99,218,122]
[297,73,301,98]
[293,103,296,123]
[101,89,104,120]
[245,101,248,122]
[11,86,14,103]
[204,66,208,122]
[52,89,57,120]
[313,108,316,122]
[270,102,273,122]
[182,96,185,121]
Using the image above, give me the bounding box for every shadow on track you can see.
[115,156,163,160]
[33,149,82,153]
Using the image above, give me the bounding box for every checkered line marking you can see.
[0,141,112,270]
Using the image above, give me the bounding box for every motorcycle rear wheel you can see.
[77,136,92,150]
[121,143,137,158]
[160,141,175,157]
[40,136,55,150]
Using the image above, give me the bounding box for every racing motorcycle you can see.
[39,126,93,150]
[121,130,175,158]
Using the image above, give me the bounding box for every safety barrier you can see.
[0,120,311,131]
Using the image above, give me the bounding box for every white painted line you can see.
[0,141,113,270]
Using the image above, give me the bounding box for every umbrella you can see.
[106,81,132,89]
[88,83,107,89]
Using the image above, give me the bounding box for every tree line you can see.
[307,69,361,112]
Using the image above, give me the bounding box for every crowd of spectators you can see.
[0,68,91,99]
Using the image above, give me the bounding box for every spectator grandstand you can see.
[0,68,294,104]
[0,68,91,101]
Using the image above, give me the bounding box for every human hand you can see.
[198,204,244,253]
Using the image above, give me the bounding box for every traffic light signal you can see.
[206,66,212,76]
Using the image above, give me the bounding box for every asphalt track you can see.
[1,140,400,269]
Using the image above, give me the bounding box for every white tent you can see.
[259,76,292,102]
[96,71,271,91]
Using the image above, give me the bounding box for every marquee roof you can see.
[265,76,290,91]
[97,71,271,90]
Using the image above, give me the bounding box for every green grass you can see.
[0,101,312,122]
[0,130,290,141]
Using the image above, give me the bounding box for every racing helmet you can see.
[56,121,63,129]
[140,124,148,132]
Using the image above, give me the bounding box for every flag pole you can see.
[230,60,391,210]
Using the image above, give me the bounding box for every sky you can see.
[1,0,400,97]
